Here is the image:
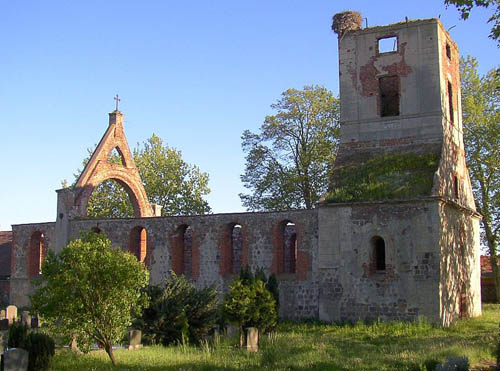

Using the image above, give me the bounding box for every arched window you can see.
[274,220,297,275]
[231,224,242,274]
[129,226,147,263]
[183,226,193,278]
[284,222,297,274]
[28,231,47,278]
[371,236,386,271]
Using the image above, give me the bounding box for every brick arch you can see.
[72,110,153,219]
[272,220,297,275]
[129,226,148,264]
[169,224,199,280]
[77,168,151,218]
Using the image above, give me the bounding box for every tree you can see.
[240,85,340,211]
[445,0,500,44]
[461,56,500,302]
[224,279,277,347]
[74,133,211,218]
[30,231,150,366]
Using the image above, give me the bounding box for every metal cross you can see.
[114,94,121,111]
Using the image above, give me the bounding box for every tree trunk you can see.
[239,325,244,348]
[105,343,117,367]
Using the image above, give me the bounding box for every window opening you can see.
[283,222,297,274]
[29,231,46,277]
[453,175,459,199]
[183,226,193,279]
[378,36,398,53]
[448,81,454,124]
[231,224,242,274]
[446,43,451,59]
[129,226,147,263]
[371,236,386,271]
[108,147,126,166]
[380,75,400,117]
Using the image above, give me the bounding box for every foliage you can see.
[25,332,56,371]
[461,56,500,302]
[224,276,278,346]
[135,273,218,346]
[444,0,500,44]
[51,304,500,370]
[325,152,439,203]
[240,85,340,211]
[435,356,470,371]
[30,231,150,366]
[73,133,211,218]
[7,321,29,348]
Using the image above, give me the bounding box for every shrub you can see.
[7,322,29,348]
[435,356,469,371]
[224,278,278,347]
[25,332,55,371]
[135,273,218,346]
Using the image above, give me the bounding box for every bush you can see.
[7,322,29,348]
[25,332,55,371]
[435,356,469,371]
[135,273,218,346]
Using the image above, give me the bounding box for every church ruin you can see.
[9,12,482,326]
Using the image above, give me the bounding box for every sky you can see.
[0,1,499,230]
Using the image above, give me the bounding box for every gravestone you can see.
[128,329,142,350]
[70,335,82,354]
[0,319,9,331]
[0,309,5,319]
[6,306,17,324]
[246,327,258,352]
[226,325,236,337]
[0,330,8,354]
[3,348,29,371]
[31,314,40,328]
[21,312,31,327]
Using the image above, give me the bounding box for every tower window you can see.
[379,76,400,117]
[448,81,454,124]
[453,175,459,199]
[446,43,451,59]
[378,36,398,53]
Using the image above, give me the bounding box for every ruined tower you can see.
[318,12,481,326]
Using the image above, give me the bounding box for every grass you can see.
[51,304,500,370]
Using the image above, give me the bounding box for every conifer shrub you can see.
[25,332,55,371]
[7,322,29,348]
[135,273,218,346]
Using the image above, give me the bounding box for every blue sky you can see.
[0,1,498,230]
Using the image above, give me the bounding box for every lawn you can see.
[51,304,500,370]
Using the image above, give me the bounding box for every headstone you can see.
[246,327,258,352]
[3,348,29,371]
[31,315,39,329]
[21,312,31,328]
[128,329,142,350]
[6,306,17,324]
[226,325,236,337]
[70,335,82,354]
[0,319,9,331]
[0,309,5,319]
[0,330,8,354]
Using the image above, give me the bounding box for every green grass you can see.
[51,304,500,370]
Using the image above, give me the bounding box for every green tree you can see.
[240,85,340,211]
[31,231,150,366]
[461,56,500,302]
[74,134,211,218]
[224,278,278,347]
[445,0,500,43]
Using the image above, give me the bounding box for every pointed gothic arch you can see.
[72,110,153,218]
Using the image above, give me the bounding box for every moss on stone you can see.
[325,152,439,203]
